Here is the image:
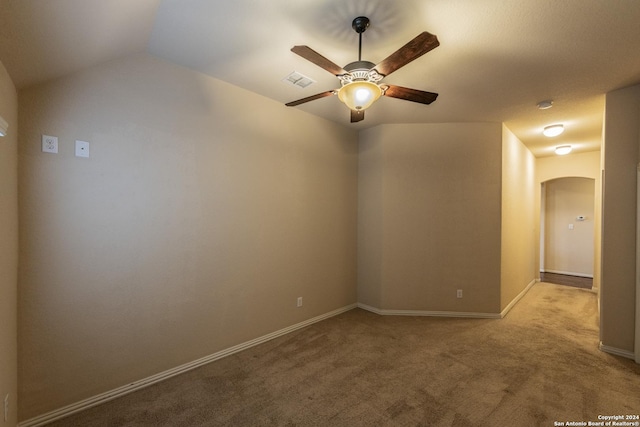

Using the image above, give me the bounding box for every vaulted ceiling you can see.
[1,0,639,157]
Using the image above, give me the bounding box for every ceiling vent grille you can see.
[282,71,315,88]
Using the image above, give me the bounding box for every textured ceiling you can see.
[2,0,640,157]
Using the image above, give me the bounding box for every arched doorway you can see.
[540,177,596,289]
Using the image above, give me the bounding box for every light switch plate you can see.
[42,135,58,153]
[75,140,90,158]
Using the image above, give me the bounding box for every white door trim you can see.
[635,164,640,364]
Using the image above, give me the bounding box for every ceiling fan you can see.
[285,16,440,123]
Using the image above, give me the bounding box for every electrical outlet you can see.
[297,297,303,307]
[4,393,9,422]
[456,289,463,298]
[42,134,58,153]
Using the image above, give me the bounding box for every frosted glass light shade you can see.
[543,124,564,137]
[338,81,382,111]
[555,145,572,155]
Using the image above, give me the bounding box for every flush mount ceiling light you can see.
[537,100,553,110]
[543,124,564,137]
[0,116,8,137]
[555,145,572,155]
[285,16,439,123]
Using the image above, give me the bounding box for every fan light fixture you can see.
[338,81,382,111]
[0,116,7,137]
[285,16,440,123]
[543,124,564,137]
[555,145,572,155]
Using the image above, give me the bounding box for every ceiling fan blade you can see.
[285,90,336,107]
[291,46,348,76]
[383,85,438,104]
[373,32,439,77]
[351,109,365,123]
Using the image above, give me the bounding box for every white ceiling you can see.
[1,0,639,157]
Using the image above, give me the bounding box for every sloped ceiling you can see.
[1,0,639,157]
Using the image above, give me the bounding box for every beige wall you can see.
[601,83,640,353]
[536,151,602,288]
[501,126,537,310]
[358,123,503,314]
[0,60,19,427]
[537,151,601,182]
[17,54,359,420]
[543,178,595,276]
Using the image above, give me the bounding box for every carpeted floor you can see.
[46,282,640,426]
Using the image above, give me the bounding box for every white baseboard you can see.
[18,303,358,427]
[540,269,593,278]
[599,342,635,360]
[500,279,536,318]
[357,303,501,319]
[358,279,536,320]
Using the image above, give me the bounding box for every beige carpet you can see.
[46,282,640,426]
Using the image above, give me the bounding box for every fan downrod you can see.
[352,16,370,62]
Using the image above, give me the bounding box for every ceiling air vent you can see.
[282,71,315,88]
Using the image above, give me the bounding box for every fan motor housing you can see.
[341,61,383,85]
[344,60,375,72]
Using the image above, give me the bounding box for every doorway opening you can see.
[539,177,596,291]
